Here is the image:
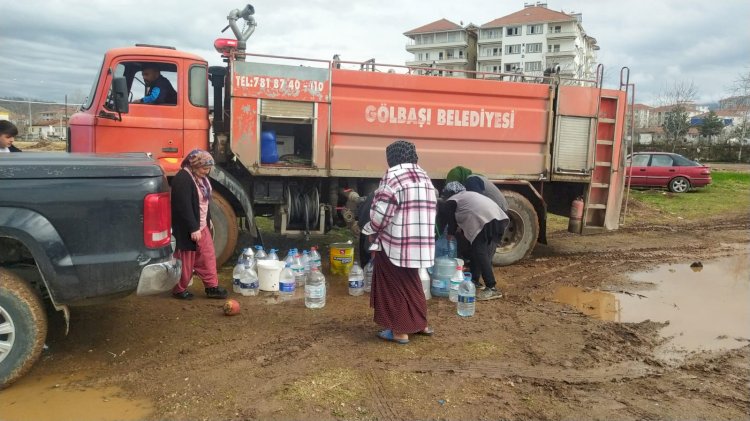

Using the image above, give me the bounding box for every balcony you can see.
[477,54,503,62]
[547,31,576,40]
[545,49,577,58]
[406,39,469,52]
[406,57,469,67]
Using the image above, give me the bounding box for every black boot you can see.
[205,286,228,299]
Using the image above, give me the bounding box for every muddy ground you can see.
[1,205,747,421]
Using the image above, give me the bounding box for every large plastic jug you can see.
[261,130,279,164]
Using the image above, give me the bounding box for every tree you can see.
[699,110,724,141]
[657,81,698,150]
[728,69,750,161]
[662,105,690,150]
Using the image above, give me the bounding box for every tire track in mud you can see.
[397,360,659,385]
[364,371,401,421]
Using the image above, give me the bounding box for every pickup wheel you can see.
[492,191,539,266]
[0,269,47,389]
[210,191,239,267]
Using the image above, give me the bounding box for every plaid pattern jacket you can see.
[362,163,437,268]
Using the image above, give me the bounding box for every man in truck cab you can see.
[133,63,177,105]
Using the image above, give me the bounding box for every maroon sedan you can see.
[626,152,711,193]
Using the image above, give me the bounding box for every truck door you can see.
[95,59,184,170]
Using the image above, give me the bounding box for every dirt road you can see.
[2,212,749,421]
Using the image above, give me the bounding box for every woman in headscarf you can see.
[362,140,437,344]
[446,166,508,213]
[440,181,508,300]
[171,149,228,300]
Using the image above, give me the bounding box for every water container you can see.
[433,256,457,279]
[284,248,297,267]
[449,265,464,303]
[305,267,326,309]
[267,248,279,261]
[292,254,306,287]
[457,273,476,317]
[257,259,284,292]
[419,268,431,300]
[431,274,450,298]
[301,250,312,276]
[254,245,267,260]
[310,246,322,269]
[279,265,296,299]
[232,262,244,294]
[239,265,259,296]
[348,261,365,296]
[435,235,457,259]
[260,130,279,164]
[363,261,374,293]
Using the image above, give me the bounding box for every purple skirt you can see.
[370,251,428,334]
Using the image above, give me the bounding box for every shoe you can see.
[477,288,503,301]
[415,327,434,336]
[205,286,228,299]
[172,290,194,300]
[377,329,409,345]
[472,280,484,290]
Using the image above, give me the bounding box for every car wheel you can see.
[668,176,690,193]
[0,269,47,389]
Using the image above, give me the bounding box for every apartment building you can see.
[404,18,477,77]
[405,3,599,80]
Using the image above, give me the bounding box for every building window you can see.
[527,43,542,53]
[505,62,520,72]
[493,47,500,56]
[548,44,561,53]
[549,25,562,33]
[527,24,543,35]
[506,26,520,36]
[506,44,521,54]
[525,61,542,72]
[458,50,464,58]
[439,52,444,60]
[425,53,430,60]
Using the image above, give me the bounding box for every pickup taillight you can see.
[144,192,171,249]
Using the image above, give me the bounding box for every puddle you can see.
[553,250,750,360]
[0,373,152,421]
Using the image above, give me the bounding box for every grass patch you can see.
[546,214,569,233]
[628,171,750,221]
[463,341,501,358]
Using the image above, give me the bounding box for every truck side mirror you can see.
[112,77,130,114]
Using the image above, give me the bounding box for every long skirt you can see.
[370,250,428,334]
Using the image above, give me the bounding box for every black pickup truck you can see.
[0,153,180,388]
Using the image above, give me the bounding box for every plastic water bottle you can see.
[457,273,476,317]
[284,248,297,267]
[446,237,457,259]
[231,262,244,294]
[301,250,312,276]
[449,265,464,303]
[267,248,279,261]
[363,261,374,293]
[419,268,431,300]
[254,245,267,260]
[348,262,365,296]
[309,246,322,269]
[305,267,326,309]
[239,265,259,297]
[279,264,295,299]
[292,254,306,287]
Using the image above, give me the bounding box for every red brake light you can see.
[144,192,171,249]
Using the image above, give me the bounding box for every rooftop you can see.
[404,18,464,36]
[481,5,575,28]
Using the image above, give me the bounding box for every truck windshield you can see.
[81,58,104,110]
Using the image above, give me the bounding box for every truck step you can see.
[587,204,607,209]
[595,161,612,167]
[591,183,609,188]
[596,139,614,145]
[598,118,616,124]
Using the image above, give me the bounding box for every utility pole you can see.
[28,99,32,139]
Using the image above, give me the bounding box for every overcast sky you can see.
[1,0,748,105]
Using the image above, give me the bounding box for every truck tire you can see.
[0,269,47,389]
[492,191,539,266]
[210,191,239,267]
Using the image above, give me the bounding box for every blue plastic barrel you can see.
[260,130,279,164]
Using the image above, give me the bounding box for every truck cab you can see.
[69,46,210,176]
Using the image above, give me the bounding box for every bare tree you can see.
[728,69,750,160]
[656,81,698,151]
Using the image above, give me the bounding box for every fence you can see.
[634,141,750,163]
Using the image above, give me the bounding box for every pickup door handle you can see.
[639,168,646,172]
[668,169,675,172]
[162,147,178,153]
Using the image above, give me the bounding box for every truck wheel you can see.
[210,191,239,267]
[0,269,47,389]
[492,191,539,266]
